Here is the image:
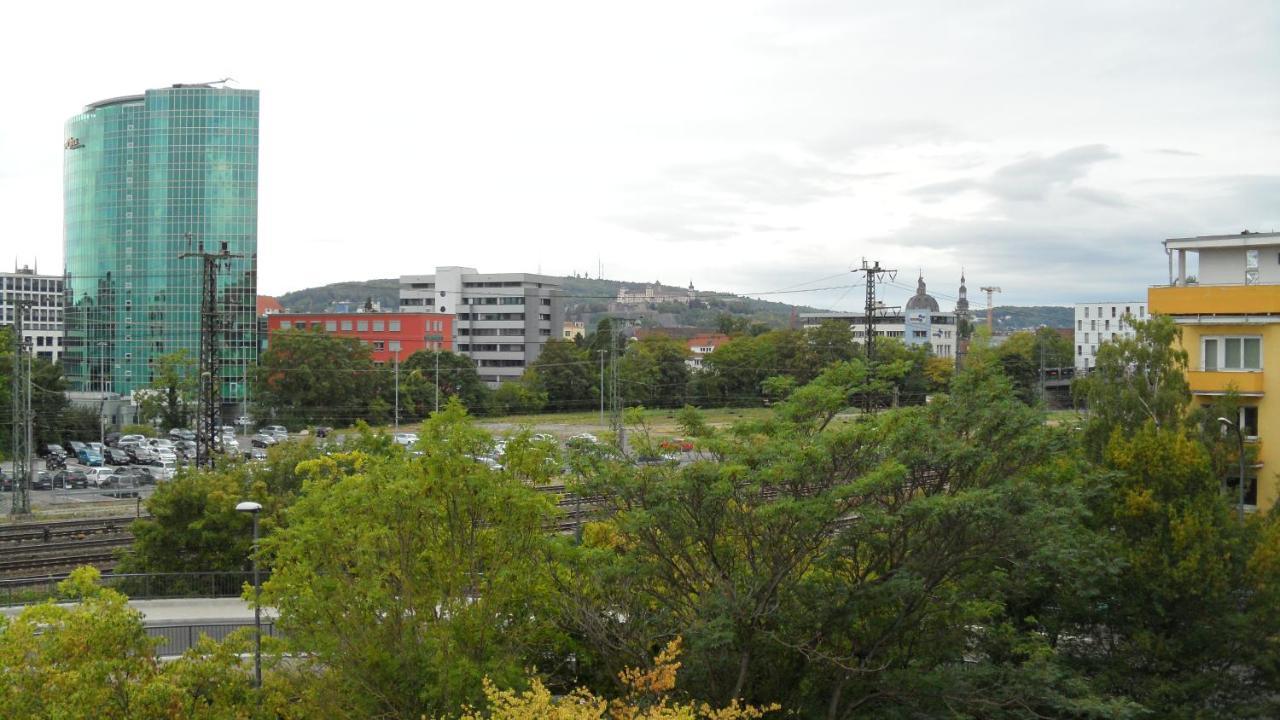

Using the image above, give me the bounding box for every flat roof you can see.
[1165,231,1280,251]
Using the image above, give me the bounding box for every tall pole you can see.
[180,239,243,470]
[252,510,261,691]
[434,350,440,413]
[980,286,1002,333]
[393,352,400,431]
[10,301,32,515]
[853,260,896,413]
[598,349,606,428]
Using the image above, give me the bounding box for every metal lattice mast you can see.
[181,240,242,470]
[854,260,896,412]
[10,300,32,515]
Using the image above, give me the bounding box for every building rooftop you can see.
[1165,231,1280,251]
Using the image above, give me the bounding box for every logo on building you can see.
[64,137,83,150]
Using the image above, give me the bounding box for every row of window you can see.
[459,328,526,337]
[1078,318,1132,331]
[1,278,63,292]
[456,344,526,353]
[279,319,412,333]
[1203,336,1262,371]
[1081,305,1146,319]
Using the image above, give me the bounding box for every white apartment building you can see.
[399,267,565,386]
[1073,301,1148,371]
[1,265,64,363]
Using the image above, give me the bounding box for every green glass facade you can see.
[63,86,258,413]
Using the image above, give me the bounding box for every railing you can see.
[148,620,279,657]
[0,571,260,607]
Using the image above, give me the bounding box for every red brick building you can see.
[266,312,452,364]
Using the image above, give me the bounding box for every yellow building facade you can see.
[1149,232,1280,512]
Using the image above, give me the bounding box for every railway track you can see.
[0,516,140,545]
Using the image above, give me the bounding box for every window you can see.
[389,341,401,352]
[390,320,401,331]
[357,320,368,331]
[1104,320,1110,330]
[1139,306,1146,317]
[280,321,292,330]
[373,321,385,331]
[1084,307,1090,318]
[341,320,353,331]
[1241,405,1260,438]
[1077,320,1082,331]
[1077,345,1082,356]
[1091,320,1097,331]
[373,341,385,352]
[1203,336,1262,371]
[325,321,337,331]
[1111,307,1116,318]
[1246,249,1260,285]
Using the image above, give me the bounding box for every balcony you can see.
[1149,284,1280,317]
[1187,370,1265,395]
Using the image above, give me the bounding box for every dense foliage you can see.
[10,315,1280,718]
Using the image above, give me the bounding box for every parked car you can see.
[658,437,695,453]
[88,441,106,454]
[103,447,131,466]
[76,447,104,466]
[121,442,155,464]
[393,432,418,446]
[236,415,253,428]
[32,471,53,491]
[262,425,289,441]
[250,434,275,449]
[168,428,195,442]
[314,426,332,438]
[104,431,122,447]
[53,469,89,489]
[40,443,67,458]
[85,467,119,488]
[45,454,66,470]
[66,440,87,456]
[248,447,268,461]
[119,434,147,446]
[154,460,178,480]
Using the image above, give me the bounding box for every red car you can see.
[658,438,695,452]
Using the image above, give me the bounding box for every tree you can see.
[618,336,690,408]
[491,379,549,415]
[260,401,567,718]
[0,328,73,450]
[253,328,389,427]
[135,349,196,430]
[400,349,492,418]
[1075,315,1191,459]
[526,339,597,411]
[0,567,264,719]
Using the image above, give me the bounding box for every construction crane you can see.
[979,286,1002,332]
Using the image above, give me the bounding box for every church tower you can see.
[955,271,970,317]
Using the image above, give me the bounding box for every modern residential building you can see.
[800,276,959,358]
[62,82,259,416]
[266,312,452,364]
[1148,230,1280,511]
[1073,301,1148,371]
[399,267,564,385]
[1,265,64,362]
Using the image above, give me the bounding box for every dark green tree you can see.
[526,339,597,411]
[253,328,389,427]
[399,349,491,417]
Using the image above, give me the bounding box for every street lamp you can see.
[235,500,264,691]
[1217,417,1247,523]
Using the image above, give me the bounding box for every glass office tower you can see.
[63,84,258,416]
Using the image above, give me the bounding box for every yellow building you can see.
[1149,231,1280,511]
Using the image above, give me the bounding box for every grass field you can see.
[479,406,774,435]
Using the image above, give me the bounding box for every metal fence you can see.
[148,620,278,657]
[0,571,260,607]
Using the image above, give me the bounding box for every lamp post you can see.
[1217,417,1247,522]
[393,351,400,431]
[235,500,263,691]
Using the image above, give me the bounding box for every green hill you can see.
[989,306,1073,330]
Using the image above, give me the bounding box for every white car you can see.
[394,433,419,446]
[86,467,120,488]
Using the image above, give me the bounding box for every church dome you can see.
[905,275,940,312]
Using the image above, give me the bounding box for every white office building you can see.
[1,265,64,363]
[1073,301,1148,371]
[399,267,564,385]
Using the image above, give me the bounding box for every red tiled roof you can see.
[257,296,283,315]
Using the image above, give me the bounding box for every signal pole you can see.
[10,300,33,515]
[854,260,896,413]
[180,239,243,470]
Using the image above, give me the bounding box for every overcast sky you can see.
[1,0,1276,311]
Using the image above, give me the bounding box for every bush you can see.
[120,423,156,438]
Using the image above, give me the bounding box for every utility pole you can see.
[598,349,606,428]
[434,350,440,413]
[980,286,1002,333]
[10,300,33,515]
[180,239,242,470]
[393,352,400,431]
[853,260,896,413]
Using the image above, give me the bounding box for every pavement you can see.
[2,597,276,624]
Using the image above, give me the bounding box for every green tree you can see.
[399,349,492,418]
[1075,315,1191,459]
[260,401,566,718]
[135,349,196,430]
[491,379,549,415]
[618,336,690,408]
[526,339,597,411]
[253,328,389,427]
